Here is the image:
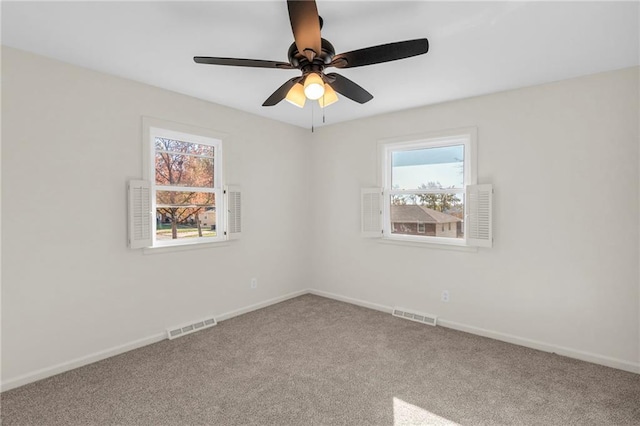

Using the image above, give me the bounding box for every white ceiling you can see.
[2,1,639,129]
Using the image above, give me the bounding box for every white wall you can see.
[2,47,639,389]
[1,47,311,385]
[310,67,640,371]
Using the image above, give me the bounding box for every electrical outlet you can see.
[250,278,257,289]
[441,290,450,302]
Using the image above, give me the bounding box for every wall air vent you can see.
[166,316,217,340]
[392,308,437,326]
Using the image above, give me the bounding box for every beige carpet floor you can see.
[1,294,639,425]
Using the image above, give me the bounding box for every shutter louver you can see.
[361,188,383,237]
[225,185,241,239]
[128,180,153,249]
[466,184,493,247]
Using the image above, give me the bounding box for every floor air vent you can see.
[167,316,217,340]
[392,308,437,326]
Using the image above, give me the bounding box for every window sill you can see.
[143,241,230,255]
[378,237,478,252]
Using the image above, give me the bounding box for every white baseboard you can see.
[308,289,394,314]
[308,288,640,375]
[437,319,640,374]
[216,289,309,322]
[4,288,637,393]
[1,332,167,393]
[1,288,309,393]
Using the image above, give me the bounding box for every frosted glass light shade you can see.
[303,73,325,100]
[285,83,306,108]
[318,84,338,108]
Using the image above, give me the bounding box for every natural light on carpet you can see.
[393,397,460,426]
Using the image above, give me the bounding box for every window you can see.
[148,127,224,247]
[128,119,240,250]
[378,130,478,246]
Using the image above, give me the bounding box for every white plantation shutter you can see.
[361,188,383,237]
[466,184,493,247]
[225,185,241,240]
[128,180,153,249]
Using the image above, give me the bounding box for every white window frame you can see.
[379,128,477,248]
[143,119,226,248]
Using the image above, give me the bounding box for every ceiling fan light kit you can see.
[194,0,429,114]
[303,73,325,100]
[285,82,307,108]
[318,84,339,108]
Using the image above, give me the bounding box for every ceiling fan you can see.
[194,0,429,109]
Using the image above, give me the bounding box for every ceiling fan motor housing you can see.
[288,38,335,72]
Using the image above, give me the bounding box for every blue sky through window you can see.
[392,145,464,189]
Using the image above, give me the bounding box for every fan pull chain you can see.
[322,93,326,124]
[311,102,314,133]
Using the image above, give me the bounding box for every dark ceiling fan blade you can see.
[262,77,303,106]
[194,57,294,69]
[325,73,373,104]
[287,0,322,62]
[329,38,429,69]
